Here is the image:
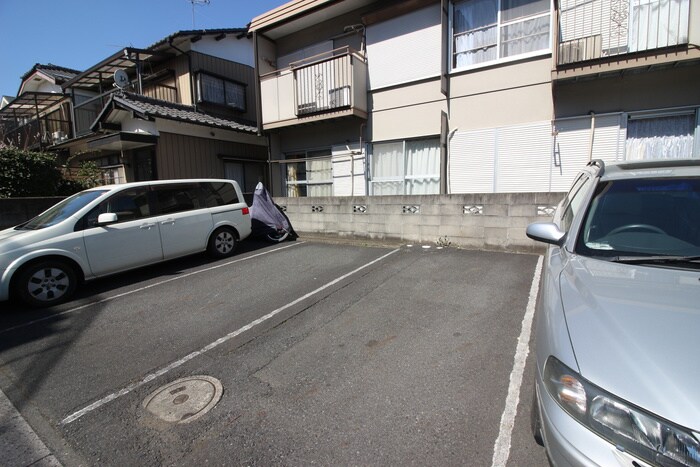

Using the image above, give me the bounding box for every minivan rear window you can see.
[155,184,203,214]
[203,182,239,207]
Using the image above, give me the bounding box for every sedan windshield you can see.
[577,177,700,261]
[19,190,108,230]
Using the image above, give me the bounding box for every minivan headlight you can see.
[544,357,700,466]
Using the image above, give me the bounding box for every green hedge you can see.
[0,147,84,198]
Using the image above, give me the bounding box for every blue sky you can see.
[0,0,288,98]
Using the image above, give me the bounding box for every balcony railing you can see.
[260,47,368,129]
[2,115,72,150]
[558,0,690,65]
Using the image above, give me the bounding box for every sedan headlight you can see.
[544,357,700,466]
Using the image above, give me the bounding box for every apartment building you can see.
[249,0,700,197]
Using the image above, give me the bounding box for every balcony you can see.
[555,0,699,78]
[1,107,72,150]
[260,47,368,130]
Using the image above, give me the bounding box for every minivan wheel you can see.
[16,260,77,308]
[208,227,237,258]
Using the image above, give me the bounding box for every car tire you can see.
[208,227,237,258]
[15,259,77,308]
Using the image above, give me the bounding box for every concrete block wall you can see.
[276,192,565,253]
[0,197,65,230]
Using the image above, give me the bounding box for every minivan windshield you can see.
[18,189,109,230]
[577,177,700,261]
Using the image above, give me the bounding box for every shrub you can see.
[0,147,64,197]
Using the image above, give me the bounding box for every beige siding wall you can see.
[449,57,553,130]
[172,54,192,105]
[369,78,445,141]
[156,132,267,180]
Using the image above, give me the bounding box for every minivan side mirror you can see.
[526,222,566,246]
[97,213,118,226]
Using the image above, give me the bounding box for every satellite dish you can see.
[113,69,130,89]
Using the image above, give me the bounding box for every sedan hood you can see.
[560,255,700,431]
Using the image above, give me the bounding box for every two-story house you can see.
[0,64,80,151]
[249,0,699,198]
[53,29,268,197]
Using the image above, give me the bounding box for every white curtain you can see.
[453,0,549,67]
[306,159,333,196]
[371,142,404,195]
[370,140,440,195]
[454,0,498,67]
[629,0,690,52]
[626,115,695,160]
[406,140,440,195]
[500,15,550,57]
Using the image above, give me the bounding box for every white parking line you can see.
[61,248,400,425]
[491,255,543,467]
[0,242,304,336]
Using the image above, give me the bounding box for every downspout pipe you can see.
[588,111,596,161]
[168,39,196,112]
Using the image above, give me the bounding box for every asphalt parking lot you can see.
[0,238,548,466]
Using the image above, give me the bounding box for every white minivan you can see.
[0,179,252,307]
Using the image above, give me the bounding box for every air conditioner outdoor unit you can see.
[558,35,602,65]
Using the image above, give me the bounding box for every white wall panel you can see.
[366,5,441,90]
[551,113,624,191]
[449,128,496,193]
[496,122,553,192]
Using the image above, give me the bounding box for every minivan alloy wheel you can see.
[208,227,237,258]
[16,260,77,307]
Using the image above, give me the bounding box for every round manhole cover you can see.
[143,375,223,424]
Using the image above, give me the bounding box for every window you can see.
[452,0,550,69]
[370,139,441,196]
[202,182,240,207]
[285,150,333,197]
[84,188,151,228]
[154,184,204,214]
[197,73,246,111]
[626,113,696,160]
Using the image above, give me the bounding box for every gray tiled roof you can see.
[113,93,258,133]
[21,63,81,83]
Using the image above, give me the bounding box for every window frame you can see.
[450,0,553,73]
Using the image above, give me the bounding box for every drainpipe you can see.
[168,39,196,111]
[588,111,596,161]
[358,122,366,197]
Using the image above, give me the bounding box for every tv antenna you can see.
[189,0,210,28]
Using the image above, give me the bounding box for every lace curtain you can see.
[371,140,440,195]
[626,114,695,160]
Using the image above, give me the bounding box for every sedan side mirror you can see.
[97,213,118,226]
[526,222,566,246]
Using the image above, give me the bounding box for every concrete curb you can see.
[0,388,62,467]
